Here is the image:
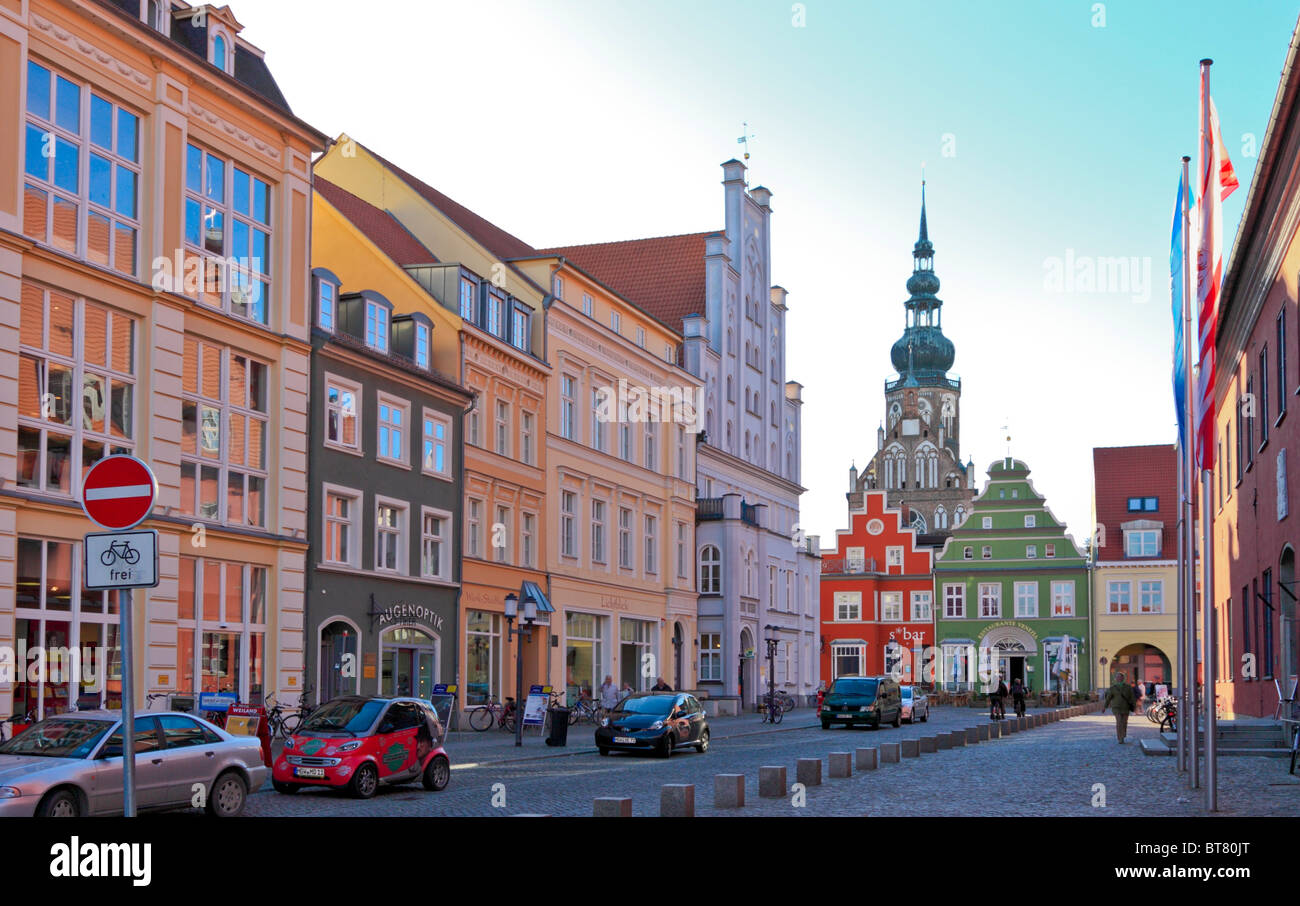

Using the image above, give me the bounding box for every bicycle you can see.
[1145,695,1175,725]
[761,690,796,714]
[264,693,302,740]
[99,539,140,566]
[468,697,516,732]
[761,693,784,725]
[1158,699,1178,734]
[144,692,168,711]
[569,693,603,725]
[989,695,1005,721]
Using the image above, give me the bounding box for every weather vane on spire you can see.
[1001,420,1012,456]
[738,122,755,163]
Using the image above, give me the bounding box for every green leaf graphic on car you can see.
[382,741,408,771]
[301,738,326,755]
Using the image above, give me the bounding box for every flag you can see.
[1194,71,1239,471]
[1172,172,1188,445]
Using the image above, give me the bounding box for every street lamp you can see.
[504,591,538,748]
[763,624,779,723]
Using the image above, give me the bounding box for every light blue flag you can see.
[1171,174,1187,445]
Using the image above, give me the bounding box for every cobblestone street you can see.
[162,706,1300,818]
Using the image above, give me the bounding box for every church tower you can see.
[853,184,975,544]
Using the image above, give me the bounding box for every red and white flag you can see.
[1194,65,1238,472]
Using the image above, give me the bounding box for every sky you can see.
[234,0,1299,545]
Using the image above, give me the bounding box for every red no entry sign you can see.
[81,454,158,531]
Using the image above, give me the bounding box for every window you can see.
[561,375,577,441]
[1262,568,1275,678]
[963,546,973,560]
[1246,375,1255,467]
[664,343,676,364]
[521,513,536,568]
[1236,393,1245,482]
[1260,347,1270,444]
[324,375,360,453]
[911,591,932,621]
[495,400,510,456]
[365,300,389,353]
[184,143,272,323]
[494,505,511,564]
[591,500,607,563]
[420,508,451,580]
[1051,581,1074,616]
[422,410,451,478]
[1045,543,1055,558]
[466,498,482,559]
[520,411,535,465]
[882,592,903,621]
[846,547,865,572]
[316,276,336,332]
[24,62,141,277]
[644,423,657,471]
[620,508,635,570]
[610,311,621,334]
[377,395,408,466]
[459,276,477,320]
[676,425,688,478]
[1026,544,1037,559]
[699,633,723,681]
[676,523,689,578]
[636,326,646,347]
[552,274,565,299]
[832,644,866,679]
[619,422,634,462]
[886,547,903,568]
[467,406,480,448]
[374,499,407,573]
[175,556,267,704]
[1015,582,1037,618]
[212,34,228,71]
[982,516,992,529]
[323,486,361,567]
[561,491,577,558]
[1024,514,1036,527]
[982,545,992,559]
[1139,580,1163,614]
[834,592,862,621]
[1124,530,1158,558]
[510,307,529,352]
[1278,309,1287,419]
[180,339,269,526]
[944,584,965,618]
[415,323,430,370]
[485,290,504,337]
[17,286,135,496]
[769,566,777,607]
[465,611,501,706]
[1107,580,1132,614]
[590,387,606,452]
[644,515,658,573]
[582,294,593,318]
[979,583,1001,618]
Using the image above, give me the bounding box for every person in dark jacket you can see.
[1103,671,1138,743]
[651,677,673,692]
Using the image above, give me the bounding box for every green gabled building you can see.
[932,457,1092,696]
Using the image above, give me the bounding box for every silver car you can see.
[900,686,930,723]
[0,710,267,817]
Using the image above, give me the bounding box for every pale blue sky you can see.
[236,0,1298,542]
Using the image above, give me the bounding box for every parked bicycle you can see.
[468,696,517,732]
[568,692,604,725]
[1145,695,1176,725]
[761,689,797,714]
[1158,698,1178,734]
[762,692,784,725]
[264,692,302,740]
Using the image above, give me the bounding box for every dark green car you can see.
[820,676,903,729]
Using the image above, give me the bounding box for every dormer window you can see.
[212,34,228,72]
[142,0,167,32]
[1122,522,1161,558]
[552,274,565,299]
[459,275,477,321]
[415,323,430,369]
[365,299,388,353]
[510,306,529,352]
[313,269,339,333]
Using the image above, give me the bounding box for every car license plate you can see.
[838,713,855,718]
[614,736,637,744]
[294,766,326,779]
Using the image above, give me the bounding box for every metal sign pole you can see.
[121,587,136,817]
[1202,471,1217,810]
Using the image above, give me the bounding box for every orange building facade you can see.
[0,0,324,718]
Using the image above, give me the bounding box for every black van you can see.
[819,675,903,729]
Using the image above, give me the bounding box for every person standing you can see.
[599,675,620,712]
[651,676,673,692]
[1103,670,1138,743]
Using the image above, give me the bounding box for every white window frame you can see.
[882,592,903,621]
[1107,580,1132,614]
[944,584,965,618]
[316,276,336,332]
[886,546,903,568]
[321,483,362,568]
[376,392,410,468]
[1124,529,1159,558]
[979,583,1001,618]
[419,506,452,580]
[911,591,932,621]
[561,374,577,441]
[494,399,511,457]
[591,499,607,564]
[1139,580,1163,614]
[374,496,408,575]
[324,372,362,455]
[466,497,483,559]
[1052,581,1075,617]
[620,508,636,571]
[644,514,658,574]
[582,293,593,318]
[520,410,535,465]
[415,322,431,370]
[1026,544,1037,559]
[561,491,577,559]
[421,408,452,479]
[831,644,866,679]
[699,632,722,681]
[521,512,536,568]
[834,591,862,622]
[365,299,389,353]
[1014,581,1037,618]
[494,505,511,565]
[1024,514,1036,528]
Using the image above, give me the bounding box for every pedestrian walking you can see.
[1103,670,1138,743]
[599,674,620,711]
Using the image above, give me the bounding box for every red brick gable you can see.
[828,490,933,575]
[1092,444,1178,561]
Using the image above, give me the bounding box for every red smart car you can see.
[272,695,450,798]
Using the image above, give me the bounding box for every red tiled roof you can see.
[360,145,537,261]
[538,232,713,333]
[314,177,437,267]
[1092,444,1179,562]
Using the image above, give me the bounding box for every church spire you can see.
[918,178,929,245]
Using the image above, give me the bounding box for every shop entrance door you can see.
[998,655,1025,686]
[381,628,438,699]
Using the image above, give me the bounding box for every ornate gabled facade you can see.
[854,186,975,547]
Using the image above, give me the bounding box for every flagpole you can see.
[1179,156,1193,777]
[1199,57,1219,812]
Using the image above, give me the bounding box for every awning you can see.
[520,581,554,613]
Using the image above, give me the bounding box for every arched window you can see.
[954,505,967,527]
[699,545,721,593]
[770,441,777,467]
[745,550,755,596]
[726,421,733,448]
[213,34,228,71]
[726,376,734,402]
[915,453,926,488]
[727,328,735,355]
[744,432,751,457]
[935,506,948,530]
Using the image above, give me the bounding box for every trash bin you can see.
[545,708,571,747]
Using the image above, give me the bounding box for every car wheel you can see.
[37,788,81,817]
[422,754,450,792]
[697,729,710,753]
[821,720,831,730]
[892,710,902,728]
[598,746,610,756]
[206,771,247,817]
[921,708,929,723]
[657,734,673,759]
[272,780,300,795]
[350,762,379,799]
